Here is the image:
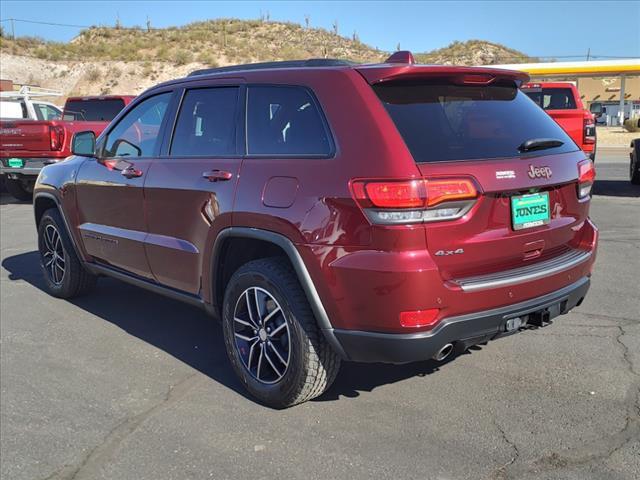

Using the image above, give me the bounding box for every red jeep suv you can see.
[33,52,598,408]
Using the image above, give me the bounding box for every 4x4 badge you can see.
[528,165,552,179]
[435,248,464,256]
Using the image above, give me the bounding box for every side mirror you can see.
[590,102,603,116]
[72,131,96,157]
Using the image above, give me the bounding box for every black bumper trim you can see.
[333,277,590,364]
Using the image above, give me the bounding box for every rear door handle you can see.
[121,166,143,179]
[203,170,233,182]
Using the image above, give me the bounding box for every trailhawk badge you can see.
[527,165,552,179]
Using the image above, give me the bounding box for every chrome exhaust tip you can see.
[433,343,454,362]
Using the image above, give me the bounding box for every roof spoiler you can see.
[188,59,356,77]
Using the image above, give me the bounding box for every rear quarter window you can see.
[374,80,577,163]
[246,86,333,156]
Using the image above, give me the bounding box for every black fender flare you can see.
[210,227,347,359]
[33,192,84,262]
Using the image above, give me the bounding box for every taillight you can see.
[350,177,479,225]
[577,159,595,198]
[49,125,65,151]
[583,116,596,145]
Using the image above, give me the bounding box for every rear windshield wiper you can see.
[518,138,564,153]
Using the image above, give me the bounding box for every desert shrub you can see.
[173,49,193,65]
[34,47,48,59]
[197,51,219,67]
[156,45,169,61]
[85,66,101,82]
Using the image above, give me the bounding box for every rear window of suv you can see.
[523,87,577,110]
[374,80,577,163]
[63,99,126,121]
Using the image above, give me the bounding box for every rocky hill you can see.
[0,19,535,98]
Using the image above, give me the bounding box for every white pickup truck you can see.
[0,86,63,121]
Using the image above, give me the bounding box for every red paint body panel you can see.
[144,157,242,294]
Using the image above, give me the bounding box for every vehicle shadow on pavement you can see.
[317,356,454,402]
[0,193,31,205]
[1,251,249,400]
[2,251,458,405]
[593,180,640,198]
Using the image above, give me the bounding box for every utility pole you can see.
[586,48,590,61]
[11,18,15,40]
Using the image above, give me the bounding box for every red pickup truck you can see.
[521,82,596,161]
[1,95,134,200]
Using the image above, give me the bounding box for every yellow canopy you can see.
[488,59,640,77]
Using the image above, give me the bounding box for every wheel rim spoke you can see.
[256,344,264,381]
[233,317,254,328]
[262,306,281,324]
[233,286,291,385]
[247,340,258,369]
[263,348,283,379]
[254,288,263,320]
[268,342,287,368]
[245,291,258,328]
[269,321,286,337]
[234,332,257,342]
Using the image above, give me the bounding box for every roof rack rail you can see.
[0,85,63,99]
[188,58,357,77]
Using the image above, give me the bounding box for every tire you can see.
[222,257,340,408]
[630,142,640,185]
[5,178,33,201]
[37,208,97,298]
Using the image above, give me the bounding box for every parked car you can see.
[1,95,135,200]
[33,52,598,408]
[630,138,640,185]
[521,82,597,161]
[0,85,63,121]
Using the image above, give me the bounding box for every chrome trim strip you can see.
[453,249,592,292]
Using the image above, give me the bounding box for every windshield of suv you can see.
[374,80,577,163]
[63,99,126,121]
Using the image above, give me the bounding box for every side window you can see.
[247,86,332,156]
[34,103,62,121]
[170,87,239,156]
[103,93,171,158]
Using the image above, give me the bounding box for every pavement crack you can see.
[56,373,201,480]
[615,325,639,377]
[572,311,639,325]
[533,331,612,339]
[488,422,520,480]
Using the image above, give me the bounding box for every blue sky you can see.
[1,1,639,58]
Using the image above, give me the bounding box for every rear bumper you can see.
[333,276,590,364]
[0,158,60,177]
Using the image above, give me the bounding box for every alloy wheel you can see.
[232,287,291,384]
[42,224,66,285]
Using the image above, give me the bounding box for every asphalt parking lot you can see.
[1,147,639,480]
